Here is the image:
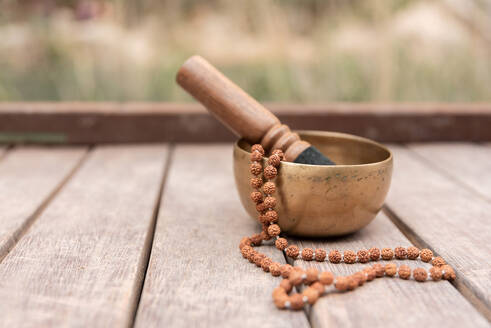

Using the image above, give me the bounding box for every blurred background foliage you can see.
[0,0,490,102]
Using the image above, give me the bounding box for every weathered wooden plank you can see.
[0,147,87,261]
[386,145,491,319]
[408,143,491,201]
[0,145,168,327]
[0,102,490,143]
[135,145,310,328]
[289,212,488,328]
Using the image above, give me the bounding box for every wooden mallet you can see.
[176,55,335,165]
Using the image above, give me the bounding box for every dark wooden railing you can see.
[0,102,490,143]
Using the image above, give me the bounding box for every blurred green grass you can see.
[0,0,490,102]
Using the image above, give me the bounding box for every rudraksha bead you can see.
[432,256,446,267]
[264,196,277,209]
[372,263,385,277]
[255,202,267,213]
[353,271,367,286]
[289,270,304,286]
[381,248,394,260]
[271,149,284,160]
[251,144,265,155]
[289,294,304,310]
[240,246,253,258]
[280,264,293,278]
[420,248,433,262]
[258,214,269,224]
[413,267,428,282]
[273,294,289,309]
[305,268,319,284]
[335,276,349,291]
[267,224,281,237]
[385,263,397,277]
[253,253,266,267]
[394,247,407,259]
[319,271,334,285]
[250,162,262,175]
[302,248,314,261]
[263,165,278,179]
[311,281,325,294]
[315,248,326,262]
[273,286,287,299]
[369,247,380,261]
[250,233,263,245]
[247,250,256,262]
[251,150,263,162]
[343,250,357,264]
[260,227,271,240]
[250,191,263,204]
[250,177,263,189]
[303,287,319,305]
[407,246,420,260]
[364,267,376,281]
[398,265,411,279]
[275,238,288,250]
[265,210,278,223]
[347,276,358,290]
[268,154,282,167]
[328,250,342,263]
[261,258,273,272]
[239,237,251,249]
[263,182,276,195]
[357,249,370,263]
[429,266,442,281]
[286,245,300,259]
[280,278,293,292]
[270,262,281,276]
[442,265,456,280]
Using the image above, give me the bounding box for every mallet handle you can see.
[176,55,309,161]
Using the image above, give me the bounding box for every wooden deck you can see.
[0,142,489,327]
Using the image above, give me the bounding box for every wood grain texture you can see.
[408,143,491,201]
[0,145,168,327]
[0,147,87,261]
[0,102,490,143]
[135,145,309,328]
[288,213,488,328]
[386,145,491,319]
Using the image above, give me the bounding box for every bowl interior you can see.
[238,131,391,166]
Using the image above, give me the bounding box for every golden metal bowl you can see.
[234,131,393,237]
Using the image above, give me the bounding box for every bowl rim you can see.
[235,130,393,168]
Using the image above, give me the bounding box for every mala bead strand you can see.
[241,145,455,311]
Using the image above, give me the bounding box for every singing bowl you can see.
[234,131,393,237]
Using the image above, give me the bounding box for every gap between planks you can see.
[128,144,175,328]
[383,205,491,322]
[0,146,90,263]
[385,144,491,321]
[0,144,170,327]
[134,144,310,328]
